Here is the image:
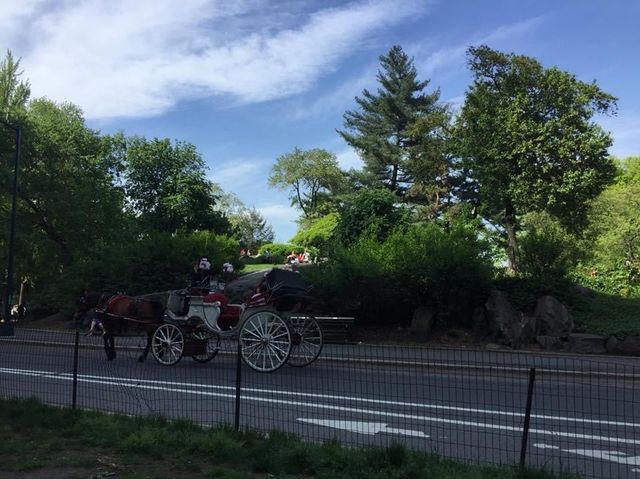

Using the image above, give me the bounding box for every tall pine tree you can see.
[338,45,449,197]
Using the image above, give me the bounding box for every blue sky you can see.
[2,0,639,241]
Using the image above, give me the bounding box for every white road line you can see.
[2,366,639,445]
[2,366,637,428]
[534,444,560,450]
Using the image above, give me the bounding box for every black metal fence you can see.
[1,326,639,478]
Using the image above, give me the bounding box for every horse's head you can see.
[73,290,106,323]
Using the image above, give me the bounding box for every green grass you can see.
[0,398,571,479]
[238,263,278,274]
[569,291,640,336]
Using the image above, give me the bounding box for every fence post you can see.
[519,367,536,467]
[72,330,79,409]
[234,342,242,431]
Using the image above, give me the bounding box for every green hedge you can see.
[33,231,239,315]
[303,221,493,327]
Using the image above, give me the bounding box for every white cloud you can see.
[3,0,427,119]
[256,203,299,242]
[335,146,363,170]
[289,64,376,120]
[212,159,264,187]
[288,16,543,121]
[415,16,544,77]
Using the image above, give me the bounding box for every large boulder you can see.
[410,306,436,340]
[536,335,567,352]
[606,336,640,356]
[533,296,574,337]
[485,290,522,348]
[568,333,607,354]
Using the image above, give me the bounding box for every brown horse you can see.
[76,291,165,361]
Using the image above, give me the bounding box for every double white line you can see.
[1,366,639,445]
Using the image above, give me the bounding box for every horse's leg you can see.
[104,333,116,360]
[102,333,110,360]
[138,331,153,363]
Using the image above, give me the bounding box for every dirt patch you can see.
[0,467,94,479]
[15,313,77,331]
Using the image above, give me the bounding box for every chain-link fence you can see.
[1,326,639,478]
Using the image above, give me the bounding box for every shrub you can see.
[303,221,493,327]
[290,212,340,254]
[35,231,239,314]
[337,188,409,244]
[518,212,582,281]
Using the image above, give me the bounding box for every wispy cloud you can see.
[256,203,299,242]
[415,16,545,76]
[212,159,264,188]
[289,64,376,120]
[2,0,427,119]
[335,146,363,170]
[291,15,544,121]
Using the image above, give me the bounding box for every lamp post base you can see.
[0,321,15,336]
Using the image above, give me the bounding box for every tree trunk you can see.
[504,200,518,274]
[390,163,398,192]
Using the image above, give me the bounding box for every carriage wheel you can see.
[151,323,185,366]
[286,314,323,367]
[191,326,221,363]
[240,311,291,373]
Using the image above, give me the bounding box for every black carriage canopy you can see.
[264,268,312,298]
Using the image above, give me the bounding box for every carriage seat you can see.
[203,292,242,330]
[167,292,189,317]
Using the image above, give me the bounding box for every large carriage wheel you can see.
[286,314,323,367]
[191,325,221,363]
[151,323,185,366]
[240,311,291,373]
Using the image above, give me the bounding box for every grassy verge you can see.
[569,292,640,337]
[0,398,568,479]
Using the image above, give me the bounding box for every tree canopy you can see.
[454,45,617,272]
[269,147,347,218]
[339,45,450,196]
[123,136,230,234]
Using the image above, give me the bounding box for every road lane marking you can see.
[2,366,637,429]
[2,366,639,445]
[533,444,560,450]
[297,419,428,437]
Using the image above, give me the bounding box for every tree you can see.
[291,212,340,253]
[339,45,450,195]
[0,50,30,119]
[454,46,617,273]
[337,188,408,244]
[123,137,230,234]
[269,147,346,218]
[231,208,274,252]
[584,156,640,292]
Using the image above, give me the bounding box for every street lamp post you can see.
[0,119,21,336]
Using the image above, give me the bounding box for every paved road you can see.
[1,328,639,478]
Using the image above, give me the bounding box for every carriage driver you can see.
[191,256,212,287]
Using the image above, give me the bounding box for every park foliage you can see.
[0,45,637,329]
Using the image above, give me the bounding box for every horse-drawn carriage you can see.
[87,268,323,373]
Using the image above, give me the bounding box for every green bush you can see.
[34,231,239,314]
[303,221,493,327]
[570,264,640,298]
[337,188,409,244]
[291,212,340,254]
[518,212,582,281]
